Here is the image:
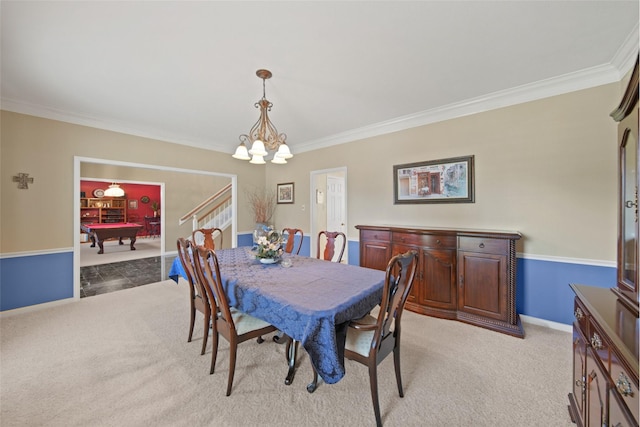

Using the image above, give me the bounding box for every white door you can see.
[327,175,345,234]
[311,170,347,263]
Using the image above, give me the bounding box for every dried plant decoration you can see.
[245,186,276,224]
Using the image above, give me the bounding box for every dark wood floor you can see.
[80,255,176,297]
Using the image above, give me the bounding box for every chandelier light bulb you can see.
[249,154,266,164]
[271,153,287,164]
[249,140,267,156]
[276,143,293,159]
[232,143,250,160]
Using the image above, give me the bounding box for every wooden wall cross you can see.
[12,173,34,189]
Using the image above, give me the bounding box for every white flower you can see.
[255,228,283,259]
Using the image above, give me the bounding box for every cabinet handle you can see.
[616,373,634,397]
[459,276,463,286]
[574,307,584,321]
[478,243,485,248]
[590,332,603,350]
[436,239,441,245]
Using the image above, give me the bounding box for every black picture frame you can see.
[393,155,475,204]
[277,182,294,204]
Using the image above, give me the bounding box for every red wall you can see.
[80,180,161,221]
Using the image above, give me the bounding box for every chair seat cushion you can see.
[345,314,377,357]
[231,310,273,335]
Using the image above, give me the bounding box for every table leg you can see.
[118,237,124,245]
[285,338,299,385]
[89,234,96,248]
[273,331,287,343]
[129,236,137,250]
[307,375,320,393]
[96,239,105,254]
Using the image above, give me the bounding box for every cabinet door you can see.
[392,243,420,303]
[570,326,587,426]
[360,240,391,271]
[609,389,637,427]
[422,248,456,309]
[457,251,508,321]
[585,347,609,427]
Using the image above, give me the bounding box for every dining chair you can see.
[310,250,418,427]
[281,228,303,255]
[192,227,223,250]
[193,246,278,396]
[317,230,346,263]
[176,237,211,355]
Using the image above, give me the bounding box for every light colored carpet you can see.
[0,279,574,427]
[80,237,162,266]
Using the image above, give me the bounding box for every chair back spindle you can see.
[192,227,223,250]
[317,230,346,263]
[282,228,304,255]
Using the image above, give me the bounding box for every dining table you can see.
[169,246,386,389]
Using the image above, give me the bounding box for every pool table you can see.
[81,222,145,254]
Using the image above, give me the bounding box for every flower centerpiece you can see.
[254,226,284,264]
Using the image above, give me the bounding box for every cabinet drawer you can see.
[458,236,508,254]
[574,299,588,337]
[392,233,456,248]
[587,318,610,373]
[610,358,639,422]
[360,230,390,242]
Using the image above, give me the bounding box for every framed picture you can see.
[277,182,294,204]
[393,155,475,204]
[128,199,138,209]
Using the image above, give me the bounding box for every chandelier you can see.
[104,182,125,197]
[232,69,293,164]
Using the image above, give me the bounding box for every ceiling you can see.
[2,1,638,158]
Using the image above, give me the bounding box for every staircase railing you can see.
[179,183,233,233]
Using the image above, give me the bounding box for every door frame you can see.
[310,166,348,262]
[73,156,237,299]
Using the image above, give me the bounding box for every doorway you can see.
[74,156,237,300]
[310,167,347,263]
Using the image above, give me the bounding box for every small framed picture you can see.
[277,182,294,204]
[128,199,138,210]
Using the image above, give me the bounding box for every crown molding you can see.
[3,39,638,156]
[0,98,230,153]
[294,60,629,154]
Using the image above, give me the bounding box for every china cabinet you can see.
[568,57,638,427]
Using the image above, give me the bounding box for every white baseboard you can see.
[521,314,572,333]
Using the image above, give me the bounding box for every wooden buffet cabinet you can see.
[568,57,639,427]
[356,225,524,338]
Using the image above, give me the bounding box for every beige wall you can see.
[1,80,620,261]
[0,111,263,253]
[267,83,620,261]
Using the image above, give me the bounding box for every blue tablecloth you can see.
[170,247,385,384]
